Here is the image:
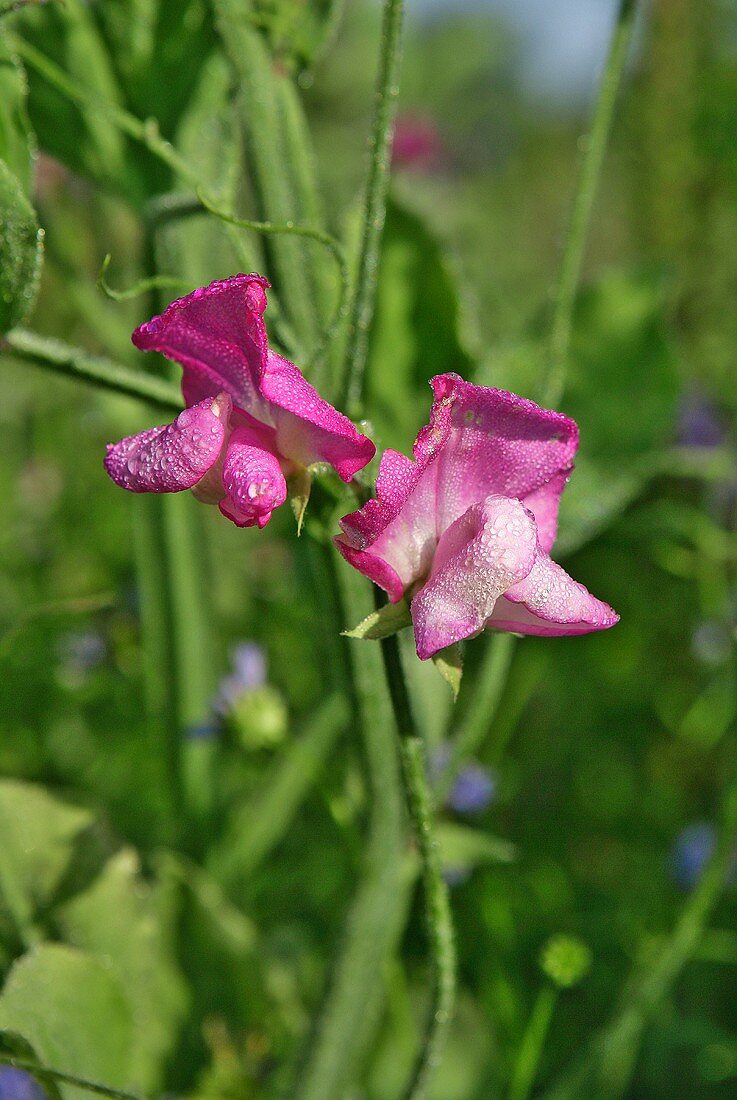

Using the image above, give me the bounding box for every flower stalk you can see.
[341,0,405,416]
[379,628,456,1100]
[543,0,639,407]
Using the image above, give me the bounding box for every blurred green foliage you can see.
[1,0,737,1098]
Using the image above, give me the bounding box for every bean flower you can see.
[336,374,618,659]
[104,275,374,528]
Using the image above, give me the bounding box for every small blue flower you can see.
[671,822,716,889]
[56,630,106,674]
[213,642,267,716]
[676,391,725,449]
[0,1067,48,1100]
[448,764,496,814]
[428,742,497,815]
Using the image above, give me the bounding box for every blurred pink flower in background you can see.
[336,374,617,658]
[104,275,374,528]
[392,112,446,172]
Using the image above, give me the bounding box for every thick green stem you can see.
[2,329,182,411]
[295,558,406,1100]
[380,631,457,1100]
[341,0,405,416]
[542,0,638,407]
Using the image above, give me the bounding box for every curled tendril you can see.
[97,254,190,303]
[194,189,349,374]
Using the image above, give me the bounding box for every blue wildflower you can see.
[0,1068,48,1100]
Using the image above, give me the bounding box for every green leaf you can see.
[0,39,35,194]
[17,0,129,193]
[0,780,92,936]
[56,849,188,1092]
[367,195,476,449]
[0,945,133,1100]
[0,159,42,333]
[436,823,516,874]
[251,0,344,70]
[343,598,411,641]
[432,643,463,700]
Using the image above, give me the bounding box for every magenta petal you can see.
[411,496,537,659]
[132,274,272,415]
[489,551,619,636]
[427,374,579,537]
[104,394,229,493]
[335,375,578,597]
[262,353,375,481]
[218,428,287,529]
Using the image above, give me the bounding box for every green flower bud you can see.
[539,934,592,989]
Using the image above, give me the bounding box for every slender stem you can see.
[341,0,405,416]
[97,254,189,303]
[546,778,737,1098]
[509,984,558,1100]
[542,0,638,408]
[379,630,457,1100]
[2,329,183,411]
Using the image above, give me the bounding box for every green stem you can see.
[97,253,190,303]
[379,631,457,1100]
[2,329,183,411]
[542,0,638,408]
[341,0,405,416]
[295,558,406,1100]
[509,984,558,1100]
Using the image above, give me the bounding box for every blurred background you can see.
[2,0,737,1096]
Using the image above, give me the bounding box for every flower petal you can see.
[132,274,272,415]
[262,352,375,481]
[411,495,537,659]
[336,375,577,594]
[488,551,619,636]
[218,427,287,529]
[104,394,229,493]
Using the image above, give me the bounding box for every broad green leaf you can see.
[432,643,463,700]
[367,196,476,449]
[0,779,91,935]
[436,823,515,874]
[0,40,35,194]
[343,598,412,641]
[0,945,132,1100]
[0,160,42,333]
[56,849,188,1092]
[18,0,128,193]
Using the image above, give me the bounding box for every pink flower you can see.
[336,374,618,659]
[392,113,445,173]
[105,275,375,528]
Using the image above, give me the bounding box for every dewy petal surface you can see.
[488,550,619,637]
[336,374,578,594]
[132,275,374,483]
[104,394,229,493]
[263,353,375,481]
[219,428,287,529]
[411,495,537,659]
[132,274,272,415]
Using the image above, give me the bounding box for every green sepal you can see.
[432,643,463,699]
[343,598,411,641]
[289,467,312,536]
